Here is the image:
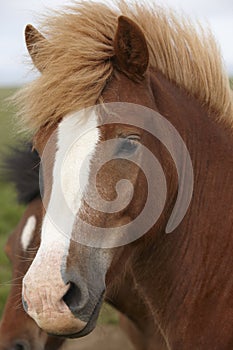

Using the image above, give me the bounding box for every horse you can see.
[0,144,65,350]
[15,1,233,349]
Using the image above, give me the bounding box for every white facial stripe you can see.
[21,216,37,251]
[40,110,99,251]
[22,111,99,330]
[60,114,100,216]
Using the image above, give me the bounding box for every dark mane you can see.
[1,142,41,204]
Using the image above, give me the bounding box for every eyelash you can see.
[127,135,141,142]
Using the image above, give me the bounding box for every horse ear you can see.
[25,24,48,72]
[114,16,149,80]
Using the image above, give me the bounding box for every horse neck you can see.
[115,71,233,347]
[132,71,233,346]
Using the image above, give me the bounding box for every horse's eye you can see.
[116,135,140,156]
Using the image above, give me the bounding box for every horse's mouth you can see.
[50,290,105,339]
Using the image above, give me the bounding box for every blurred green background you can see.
[0,88,25,317]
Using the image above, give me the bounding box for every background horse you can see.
[14,1,233,349]
[0,144,65,350]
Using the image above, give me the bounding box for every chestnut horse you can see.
[0,145,65,350]
[15,1,233,349]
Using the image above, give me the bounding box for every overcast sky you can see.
[0,0,233,86]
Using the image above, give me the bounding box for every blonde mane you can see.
[15,0,233,132]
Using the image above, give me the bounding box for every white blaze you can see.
[26,110,99,278]
[22,111,99,331]
[21,215,37,251]
[43,110,100,246]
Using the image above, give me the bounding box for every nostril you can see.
[62,282,83,314]
[12,340,29,350]
[14,345,25,350]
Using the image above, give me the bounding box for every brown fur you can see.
[25,24,47,72]
[114,16,149,80]
[14,0,232,133]
[105,68,233,348]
